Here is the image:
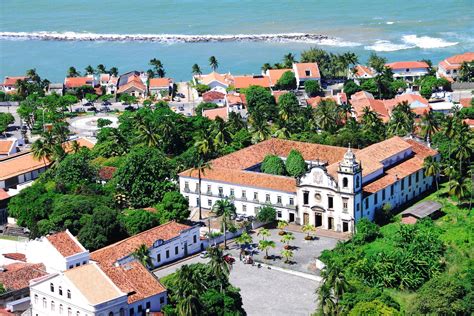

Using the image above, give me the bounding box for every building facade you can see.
[179,137,438,233]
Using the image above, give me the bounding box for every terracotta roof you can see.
[383,94,430,116]
[46,230,85,257]
[64,263,124,305]
[2,76,27,87]
[195,72,233,86]
[460,98,472,108]
[180,138,348,193]
[98,166,117,181]
[117,75,146,94]
[350,91,390,122]
[64,77,94,89]
[0,140,14,155]
[306,96,337,108]
[439,52,474,71]
[202,90,225,102]
[385,61,429,70]
[272,90,290,103]
[149,77,172,88]
[233,75,271,89]
[293,63,321,79]
[463,118,474,127]
[0,263,47,291]
[0,189,9,201]
[202,107,228,120]
[2,252,26,262]
[267,69,293,86]
[353,65,375,77]
[226,93,246,106]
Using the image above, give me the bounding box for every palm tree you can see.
[283,53,296,68]
[258,240,275,260]
[261,63,272,72]
[235,232,253,249]
[455,133,472,175]
[15,79,28,98]
[96,64,107,74]
[192,64,202,76]
[84,65,95,75]
[249,112,271,143]
[448,177,470,206]
[277,220,288,236]
[137,120,160,147]
[108,67,119,77]
[132,244,153,269]
[317,264,349,315]
[257,228,271,241]
[302,224,316,240]
[209,56,219,71]
[210,117,231,149]
[173,264,205,315]
[281,249,294,264]
[212,199,236,249]
[314,100,337,132]
[423,156,440,192]
[421,110,440,141]
[67,66,80,77]
[31,139,52,167]
[342,52,358,68]
[206,246,231,281]
[70,140,81,154]
[459,61,473,82]
[281,232,295,250]
[26,68,40,83]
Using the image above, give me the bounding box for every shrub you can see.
[353,218,380,245]
[276,71,297,90]
[256,205,276,223]
[285,149,306,177]
[304,80,322,97]
[261,154,286,175]
[195,84,210,95]
[349,300,400,316]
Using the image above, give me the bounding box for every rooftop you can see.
[117,75,146,94]
[46,230,86,258]
[202,107,228,120]
[64,76,94,89]
[195,71,233,86]
[401,200,442,219]
[293,63,321,79]
[0,262,47,291]
[202,90,225,102]
[439,52,474,70]
[385,61,429,70]
[2,76,27,87]
[149,77,172,88]
[0,140,15,155]
[266,69,293,86]
[233,75,271,89]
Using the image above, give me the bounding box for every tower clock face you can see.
[313,170,323,184]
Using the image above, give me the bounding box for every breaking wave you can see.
[0,31,333,43]
[365,34,458,51]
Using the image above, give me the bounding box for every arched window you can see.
[119,308,125,316]
[50,282,54,292]
[51,301,55,311]
[42,297,47,309]
[67,289,71,299]
[59,286,63,296]
[342,177,348,188]
[68,307,72,316]
[109,312,114,316]
[355,176,360,188]
[34,294,38,304]
[77,311,80,316]
[59,304,63,315]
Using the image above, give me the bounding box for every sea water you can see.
[0,0,472,81]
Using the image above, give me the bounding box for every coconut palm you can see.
[281,249,294,264]
[421,110,440,141]
[423,156,440,192]
[283,53,296,68]
[192,64,202,76]
[15,79,29,98]
[26,68,40,83]
[173,264,205,315]
[206,246,231,281]
[210,117,231,149]
[258,240,275,260]
[257,228,271,241]
[212,199,236,249]
[108,67,119,77]
[459,61,474,82]
[235,232,253,248]
[342,52,358,68]
[96,64,107,74]
[249,112,271,143]
[209,56,219,71]
[70,140,81,154]
[449,177,470,206]
[132,244,152,269]
[302,224,316,240]
[455,133,472,174]
[317,264,349,315]
[137,120,160,147]
[84,65,95,75]
[277,220,288,235]
[261,63,272,72]
[31,139,52,167]
[281,232,295,249]
[67,66,80,77]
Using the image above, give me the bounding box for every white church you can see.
[179,136,439,233]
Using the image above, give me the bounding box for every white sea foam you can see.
[366,34,458,51]
[317,38,362,47]
[0,31,333,44]
[386,21,395,25]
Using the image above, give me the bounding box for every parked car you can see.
[74,107,85,113]
[83,102,93,107]
[102,101,112,106]
[124,105,136,111]
[200,251,208,259]
[223,254,235,264]
[86,106,97,112]
[178,106,185,111]
[100,106,110,112]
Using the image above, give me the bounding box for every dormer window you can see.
[305,70,311,76]
[406,68,410,72]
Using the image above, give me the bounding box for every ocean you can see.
[0,0,473,82]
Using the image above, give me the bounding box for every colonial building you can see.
[179,137,438,233]
[437,52,474,82]
[385,61,430,83]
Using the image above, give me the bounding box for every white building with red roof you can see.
[265,68,293,88]
[385,61,430,83]
[149,78,173,98]
[349,65,376,83]
[1,76,28,94]
[64,76,96,90]
[193,71,234,94]
[179,137,438,233]
[292,62,321,88]
[437,52,474,82]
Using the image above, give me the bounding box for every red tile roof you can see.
[353,65,375,77]
[385,61,429,70]
[149,78,172,88]
[226,93,246,106]
[2,252,26,262]
[202,90,225,102]
[64,77,94,89]
[272,90,290,103]
[2,76,27,87]
[439,52,474,71]
[195,72,233,86]
[293,63,321,79]
[0,263,47,291]
[46,230,85,257]
[233,75,271,89]
[203,107,228,120]
[0,189,9,200]
[460,98,472,108]
[0,140,14,155]
[117,75,146,94]
[306,96,338,108]
[267,69,293,86]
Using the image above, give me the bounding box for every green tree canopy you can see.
[261,154,286,175]
[0,113,15,134]
[304,80,322,97]
[244,85,276,120]
[276,71,297,90]
[119,209,161,235]
[53,151,98,188]
[285,149,306,177]
[256,205,277,223]
[343,80,361,99]
[155,191,190,224]
[349,300,400,316]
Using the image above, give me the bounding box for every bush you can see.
[353,218,380,245]
[97,118,113,128]
[276,71,297,90]
[349,300,400,316]
[120,209,160,235]
[195,84,210,95]
[260,154,286,175]
[155,191,190,224]
[304,80,322,97]
[285,149,306,177]
[256,205,276,223]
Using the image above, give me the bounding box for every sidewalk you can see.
[286,223,351,241]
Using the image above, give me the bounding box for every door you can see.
[328,217,334,230]
[342,221,349,232]
[315,213,322,227]
[183,242,188,257]
[303,213,309,225]
[289,212,295,223]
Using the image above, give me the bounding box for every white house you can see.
[385,61,430,83]
[292,62,321,89]
[193,72,233,94]
[1,76,28,94]
[0,139,18,157]
[202,90,226,106]
[179,137,438,233]
[437,52,474,82]
[149,78,173,98]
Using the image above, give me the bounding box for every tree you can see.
[276,71,296,90]
[318,264,350,315]
[67,66,80,77]
[194,84,211,95]
[282,53,296,68]
[155,191,190,224]
[132,244,153,269]
[314,99,340,132]
[281,249,294,263]
[0,283,6,295]
[349,300,400,316]
[277,220,289,236]
[244,85,276,120]
[31,139,53,167]
[421,111,440,141]
[281,232,295,249]
[302,224,316,240]
[96,64,107,74]
[54,151,98,187]
[113,147,175,208]
[206,246,231,281]
[261,154,286,175]
[258,240,275,259]
[192,64,202,76]
[459,61,474,82]
[368,53,387,73]
[256,205,276,223]
[109,67,119,77]
[423,156,440,192]
[149,58,165,78]
[387,101,415,136]
[249,112,271,143]
[352,218,380,245]
[285,149,306,177]
[304,80,322,97]
[0,112,14,135]
[209,56,219,71]
[343,80,361,99]
[261,63,272,72]
[120,209,160,235]
[212,199,236,249]
[97,118,113,128]
[85,93,98,103]
[235,232,253,249]
[448,177,470,205]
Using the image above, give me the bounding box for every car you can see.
[102,101,112,106]
[86,106,97,112]
[74,107,85,113]
[83,102,93,107]
[124,105,136,111]
[200,251,208,259]
[178,106,185,111]
[100,106,110,112]
[223,254,235,264]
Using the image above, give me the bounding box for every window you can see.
[59,286,63,296]
[364,198,368,209]
[207,185,211,193]
[374,192,378,204]
[342,177,348,188]
[138,305,143,313]
[129,308,134,316]
[146,302,151,309]
[50,283,54,292]
[83,261,87,265]
[218,187,223,197]
[289,198,294,205]
[415,172,419,182]
[175,246,179,255]
[67,289,71,299]
[277,211,282,218]
[391,184,394,196]
[305,70,311,76]
[193,235,197,243]
[277,196,282,204]
[355,176,360,188]
[242,190,246,199]
[157,253,161,263]
[265,194,270,202]
[328,196,334,209]
[42,297,47,309]
[382,189,386,200]
[342,198,348,213]
[160,296,165,304]
[303,191,309,205]
[108,312,113,316]
[207,199,212,207]
[68,308,72,316]
[242,205,247,212]
[51,301,55,312]
[166,250,170,258]
[408,176,412,187]
[75,263,80,267]
[120,308,125,316]
[253,192,258,201]
[406,68,410,72]
[184,181,189,190]
[59,304,63,315]
[69,265,73,269]
[356,203,360,212]
[401,178,405,190]
[230,188,235,197]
